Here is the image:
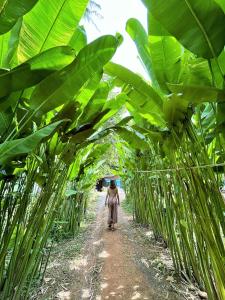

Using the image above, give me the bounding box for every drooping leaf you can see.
[163,94,189,126]
[127,89,166,127]
[0,46,75,99]
[0,120,67,165]
[30,36,118,114]
[0,0,38,35]
[168,84,225,103]
[75,72,102,111]
[214,0,225,13]
[65,189,77,197]
[15,0,89,62]
[147,12,169,36]
[180,56,213,86]
[77,82,110,126]
[5,18,23,67]
[70,128,95,144]
[114,127,149,150]
[104,62,163,110]
[0,31,10,67]
[0,107,14,138]
[142,0,225,58]
[94,93,128,128]
[126,18,158,86]
[148,12,183,92]
[69,25,87,54]
[115,116,133,127]
[131,124,163,142]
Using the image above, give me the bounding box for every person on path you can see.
[105,180,120,230]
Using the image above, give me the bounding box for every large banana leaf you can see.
[94,93,128,129]
[104,62,163,108]
[0,0,38,35]
[149,36,183,92]
[16,0,89,63]
[163,94,189,126]
[105,62,165,126]
[0,120,66,165]
[214,0,225,13]
[168,84,225,103]
[0,107,13,137]
[0,32,10,67]
[127,18,183,93]
[30,35,118,114]
[77,82,110,126]
[69,25,87,54]
[147,12,169,36]
[180,56,213,86]
[127,89,166,127]
[126,18,158,86]
[76,72,102,109]
[148,14,183,91]
[0,46,75,99]
[63,73,103,132]
[142,0,225,58]
[5,18,23,67]
[114,127,149,150]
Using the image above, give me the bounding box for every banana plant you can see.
[104,2,225,300]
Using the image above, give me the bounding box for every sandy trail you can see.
[99,190,157,300]
[38,190,186,300]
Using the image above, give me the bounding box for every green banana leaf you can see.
[180,56,213,87]
[77,82,110,126]
[214,0,225,13]
[0,46,75,99]
[0,0,38,35]
[104,62,163,108]
[131,124,164,142]
[68,145,93,180]
[115,116,133,127]
[114,127,149,150]
[0,120,67,165]
[127,89,166,127]
[0,107,14,137]
[163,94,189,126]
[126,18,158,86]
[69,25,87,54]
[5,18,23,67]
[142,0,225,58]
[16,0,89,62]
[70,128,95,144]
[94,93,128,129]
[0,32,10,67]
[168,84,225,103]
[149,35,183,92]
[147,12,169,36]
[88,143,109,160]
[127,17,183,93]
[73,72,103,122]
[30,35,118,114]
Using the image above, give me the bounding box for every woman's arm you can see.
[117,189,120,205]
[105,189,109,206]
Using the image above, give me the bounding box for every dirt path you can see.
[36,190,196,300]
[100,191,163,300]
[75,189,184,300]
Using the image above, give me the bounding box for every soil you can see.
[34,189,199,300]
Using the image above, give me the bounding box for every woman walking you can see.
[105,180,120,230]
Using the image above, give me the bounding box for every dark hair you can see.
[110,180,116,189]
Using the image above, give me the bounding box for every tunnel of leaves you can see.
[0,0,224,299]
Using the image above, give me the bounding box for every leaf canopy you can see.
[142,0,225,58]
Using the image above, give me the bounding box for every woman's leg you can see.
[111,204,115,230]
[108,204,113,228]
